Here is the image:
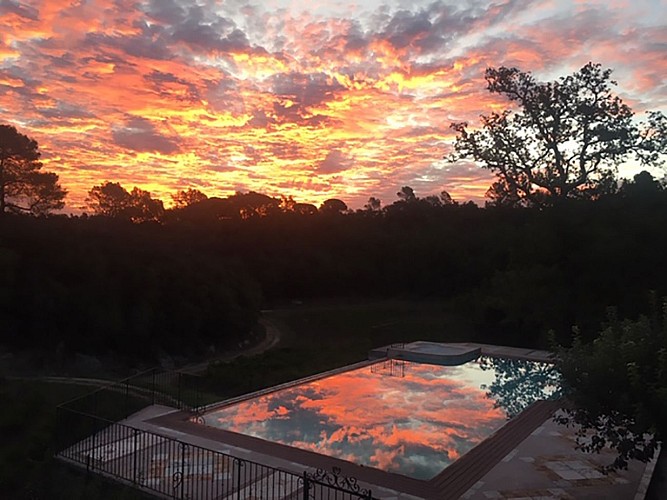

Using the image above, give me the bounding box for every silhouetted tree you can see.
[293,202,317,215]
[485,179,525,208]
[619,170,664,198]
[555,297,667,470]
[171,188,208,208]
[319,198,348,215]
[86,182,164,222]
[422,195,442,207]
[421,190,456,207]
[0,124,66,215]
[396,186,417,203]
[280,195,297,212]
[439,190,456,205]
[128,187,164,222]
[86,182,131,217]
[451,63,667,207]
[363,197,382,212]
[228,191,281,218]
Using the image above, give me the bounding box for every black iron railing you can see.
[56,409,305,499]
[55,368,375,499]
[57,368,203,423]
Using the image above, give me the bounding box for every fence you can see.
[55,368,374,499]
[57,368,204,423]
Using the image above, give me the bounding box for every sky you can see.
[1,0,666,211]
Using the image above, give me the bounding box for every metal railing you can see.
[57,408,303,499]
[55,368,375,499]
[57,368,203,423]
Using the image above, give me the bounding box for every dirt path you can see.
[178,315,281,375]
[5,315,282,388]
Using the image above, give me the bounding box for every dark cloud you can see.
[0,0,39,20]
[144,70,201,102]
[83,29,173,61]
[268,72,344,126]
[383,9,434,49]
[144,0,187,25]
[38,101,96,120]
[112,116,180,154]
[270,72,344,107]
[269,141,303,160]
[168,4,251,53]
[317,150,351,174]
[270,72,345,127]
[247,109,273,128]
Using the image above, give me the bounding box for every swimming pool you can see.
[202,356,559,480]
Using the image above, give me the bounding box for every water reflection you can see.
[479,356,562,418]
[207,357,559,480]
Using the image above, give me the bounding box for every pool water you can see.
[203,357,559,480]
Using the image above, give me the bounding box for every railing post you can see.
[132,429,139,484]
[235,458,244,500]
[54,406,62,455]
[180,441,186,499]
[302,471,309,500]
[91,414,97,470]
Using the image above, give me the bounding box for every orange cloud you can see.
[1,0,664,211]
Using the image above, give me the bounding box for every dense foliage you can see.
[2,177,666,361]
[451,63,666,207]
[0,124,66,215]
[0,216,261,361]
[555,296,667,470]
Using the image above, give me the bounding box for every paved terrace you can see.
[58,342,658,499]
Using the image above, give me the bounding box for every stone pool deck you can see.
[58,342,658,499]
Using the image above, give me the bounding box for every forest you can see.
[1,177,666,362]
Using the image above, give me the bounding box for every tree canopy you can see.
[450,63,667,207]
[319,198,348,215]
[555,297,667,470]
[171,188,208,208]
[86,181,164,222]
[0,124,66,215]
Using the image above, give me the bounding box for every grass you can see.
[0,378,150,500]
[203,298,475,399]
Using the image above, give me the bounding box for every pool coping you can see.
[148,343,561,499]
[147,398,560,499]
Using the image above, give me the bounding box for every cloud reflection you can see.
[208,358,557,480]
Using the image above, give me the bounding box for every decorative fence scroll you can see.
[303,466,374,500]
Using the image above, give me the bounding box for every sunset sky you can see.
[2,0,666,210]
